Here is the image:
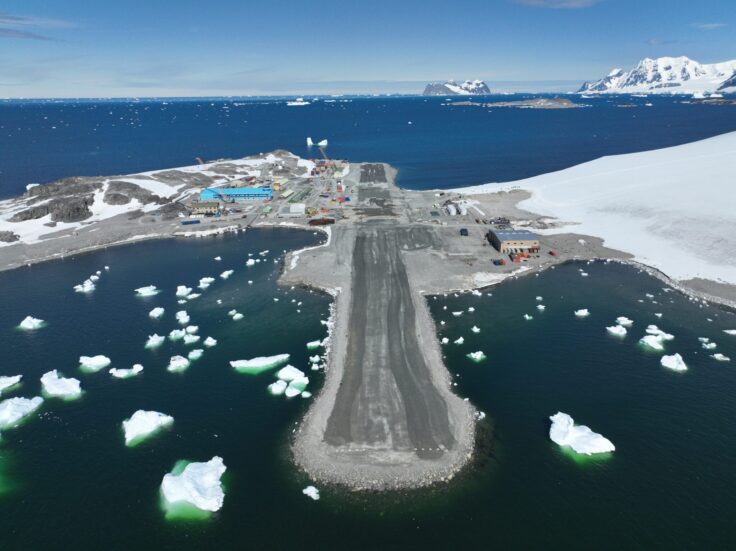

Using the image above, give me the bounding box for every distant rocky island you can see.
[450,97,585,109]
[423,80,490,96]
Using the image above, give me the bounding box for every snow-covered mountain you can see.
[423,80,491,96]
[719,71,736,91]
[578,57,736,95]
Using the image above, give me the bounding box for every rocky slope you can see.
[423,80,490,96]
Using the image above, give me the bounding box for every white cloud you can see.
[691,22,727,30]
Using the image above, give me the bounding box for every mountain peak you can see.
[423,80,491,96]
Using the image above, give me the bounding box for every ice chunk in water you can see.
[0,396,43,429]
[523,314,533,321]
[285,377,309,398]
[169,329,188,341]
[466,351,487,363]
[309,355,321,363]
[149,307,165,319]
[40,370,81,398]
[230,354,290,374]
[0,375,22,396]
[188,349,203,361]
[639,335,664,351]
[18,316,45,330]
[645,325,674,341]
[160,457,226,512]
[214,256,222,261]
[176,286,192,297]
[616,317,633,327]
[185,325,199,334]
[232,313,244,321]
[220,270,234,280]
[467,307,475,313]
[198,277,215,290]
[176,311,190,325]
[302,486,320,500]
[110,364,144,378]
[441,337,449,344]
[268,380,287,395]
[123,410,173,445]
[306,340,322,350]
[147,334,166,347]
[711,353,731,362]
[536,305,546,311]
[661,353,687,372]
[135,285,159,297]
[724,330,736,336]
[472,290,482,297]
[183,334,200,345]
[606,325,627,337]
[203,337,217,347]
[549,412,614,455]
[702,342,717,350]
[454,337,464,345]
[471,326,481,333]
[698,337,710,343]
[187,293,201,300]
[277,365,305,382]
[79,355,111,372]
[167,355,190,372]
[246,259,256,267]
[654,313,663,318]
[574,309,589,317]
[452,311,464,317]
[536,296,543,302]
[228,309,237,316]
[74,279,96,293]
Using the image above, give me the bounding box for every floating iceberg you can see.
[18,315,45,330]
[214,256,222,261]
[574,309,589,317]
[135,285,160,297]
[230,354,290,375]
[471,326,481,333]
[606,325,627,337]
[536,296,543,302]
[655,313,663,318]
[645,325,674,341]
[452,311,464,317]
[536,305,546,311]
[724,330,736,336]
[187,293,201,300]
[188,349,203,361]
[268,380,287,395]
[616,316,634,327]
[176,311,190,325]
[466,351,487,363]
[711,353,731,362]
[149,307,165,319]
[301,391,312,398]
[232,313,244,321]
[176,286,192,297]
[198,277,215,289]
[639,335,665,351]
[302,486,320,500]
[228,309,237,316]
[160,456,226,513]
[183,334,200,345]
[523,314,533,321]
[110,364,144,378]
[309,355,321,363]
[276,365,305,382]
[167,355,190,373]
[285,377,309,398]
[468,307,475,313]
[185,325,199,334]
[40,370,82,398]
[441,337,449,344]
[549,412,615,455]
[698,337,710,343]
[204,337,217,347]
[147,333,166,347]
[246,259,256,267]
[0,396,43,429]
[123,410,174,445]
[0,375,22,395]
[702,342,717,350]
[306,340,322,350]
[79,355,112,372]
[661,353,687,372]
[220,270,234,280]
[454,337,464,345]
[74,279,96,293]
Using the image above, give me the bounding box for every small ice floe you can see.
[639,335,665,351]
[185,325,199,334]
[440,321,446,326]
[574,309,589,317]
[441,337,449,344]
[188,349,204,361]
[616,316,633,327]
[580,272,589,277]
[454,337,465,345]
[160,457,226,513]
[523,314,533,321]
[654,313,663,318]
[135,285,160,297]
[466,351,487,363]
[74,279,96,293]
[606,325,627,337]
[723,330,736,336]
[123,410,174,445]
[0,396,44,429]
[220,270,234,280]
[187,293,201,300]
[183,334,200,345]
[176,286,192,297]
[471,326,481,333]
[104,265,110,271]
[467,307,475,313]
[711,353,731,362]
[149,307,165,319]
[276,366,309,397]
[248,280,253,285]
[18,316,45,330]
[177,300,187,305]
[90,274,100,282]
[273,298,279,302]
[228,309,237,316]
[306,340,322,350]
[472,290,482,297]
[645,293,654,299]
[309,355,321,363]
[203,337,217,347]
[169,329,187,341]
[79,355,111,372]
[0,375,22,396]
[661,353,687,372]
[698,337,710,343]
[176,311,190,325]
[232,313,244,321]
[276,365,305,382]
[549,412,615,455]
[230,354,290,374]
[645,325,674,341]
[268,380,287,396]
[536,296,543,302]
[198,277,215,290]
[40,370,82,399]
[702,342,717,350]
[214,256,222,261]
[110,364,144,379]
[452,311,464,317]
[246,259,256,267]
[147,334,166,348]
[167,355,190,373]
[302,391,312,398]
[536,305,546,312]
[302,486,320,501]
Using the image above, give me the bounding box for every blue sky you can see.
[0,0,734,97]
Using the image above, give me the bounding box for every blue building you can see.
[199,187,273,201]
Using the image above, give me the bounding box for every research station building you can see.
[199,187,273,201]
[487,228,540,254]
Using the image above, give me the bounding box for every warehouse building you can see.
[190,201,220,216]
[199,187,273,201]
[487,228,540,254]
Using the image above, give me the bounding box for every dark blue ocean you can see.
[2,94,736,198]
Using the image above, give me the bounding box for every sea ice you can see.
[301,391,312,398]
[574,309,589,317]
[309,355,321,363]
[523,314,533,321]
[471,326,481,333]
[228,309,237,316]
[185,325,199,334]
[169,328,187,340]
[645,325,674,341]
[268,380,287,395]
[79,355,112,372]
[183,334,200,345]
[110,364,144,378]
[0,396,43,429]
[220,270,234,280]
[198,277,215,289]
[441,338,449,344]
[661,353,688,372]
[306,340,322,350]
[698,337,710,343]
[167,355,190,372]
[606,325,627,337]
[285,377,309,398]
[702,342,717,350]
[246,259,256,267]
[639,335,665,351]
[232,313,244,321]
[724,330,736,336]
[454,337,465,344]
[711,353,731,362]
[302,486,320,500]
[549,412,615,455]
[537,305,546,311]
[135,285,160,297]
[466,351,487,363]
[655,313,663,318]
[468,307,475,313]
[276,365,305,382]
[74,279,96,293]
[452,311,463,317]
[204,337,217,347]
[123,410,174,445]
[147,334,166,347]
[149,307,165,319]
[616,317,634,327]
[214,256,222,261]
[187,293,201,300]
[176,311,190,325]
[18,315,45,330]
[40,370,82,398]
[160,457,226,512]
[0,375,22,395]
[176,286,192,297]
[188,349,203,361]
[230,354,290,374]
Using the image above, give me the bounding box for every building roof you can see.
[192,201,219,208]
[489,228,540,241]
